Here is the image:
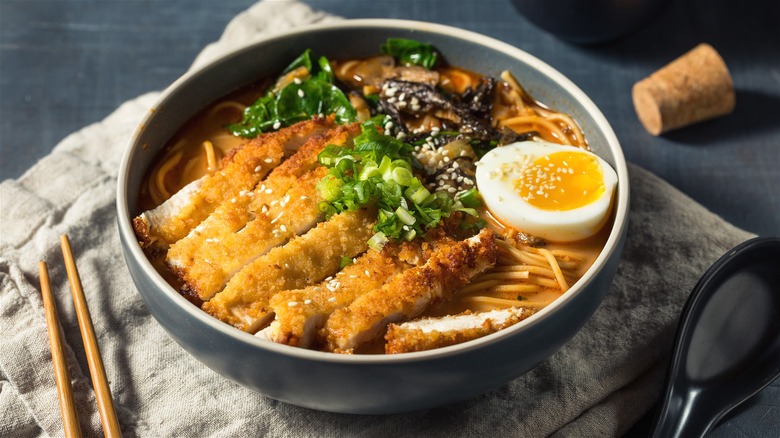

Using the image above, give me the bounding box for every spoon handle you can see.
[651,390,714,438]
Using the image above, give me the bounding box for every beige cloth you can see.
[0,1,753,436]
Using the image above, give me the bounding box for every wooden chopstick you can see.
[60,234,122,438]
[39,261,83,438]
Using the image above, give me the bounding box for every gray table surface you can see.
[1,0,778,436]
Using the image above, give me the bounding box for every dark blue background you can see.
[2,0,778,436]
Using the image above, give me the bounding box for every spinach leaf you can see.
[381,38,439,69]
[283,49,313,73]
[227,50,357,138]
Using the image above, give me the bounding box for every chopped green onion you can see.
[390,167,414,186]
[317,122,466,243]
[317,175,344,202]
[455,187,482,208]
[396,206,416,225]
[368,232,388,251]
[406,184,431,204]
[358,161,380,180]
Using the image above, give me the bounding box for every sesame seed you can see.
[288,301,298,307]
[280,224,287,232]
[304,299,312,305]
[264,157,273,163]
[273,121,281,130]
[328,297,337,303]
[254,165,263,172]
[297,89,305,98]
[293,77,302,85]
[265,188,273,194]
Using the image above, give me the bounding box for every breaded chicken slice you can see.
[167,166,327,300]
[202,208,377,332]
[262,242,423,348]
[323,228,498,353]
[165,123,360,300]
[384,306,535,354]
[132,117,334,251]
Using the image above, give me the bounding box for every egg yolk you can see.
[514,151,605,211]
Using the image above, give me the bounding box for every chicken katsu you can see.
[133,117,333,251]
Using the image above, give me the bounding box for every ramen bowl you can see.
[117,20,629,414]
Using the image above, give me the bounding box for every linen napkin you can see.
[0,1,755,436]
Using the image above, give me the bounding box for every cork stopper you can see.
[632,43,735,136]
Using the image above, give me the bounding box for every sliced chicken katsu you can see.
[384,306,535,354]
[262,242,424,348]
[202,208,377,332]
[165,123,360,300]
[323,228,498,353]
[132,117,335,251]
[168,166,326,300]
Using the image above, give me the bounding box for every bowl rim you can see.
[117,18,630,364]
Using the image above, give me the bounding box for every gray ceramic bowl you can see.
[117,20,629,414]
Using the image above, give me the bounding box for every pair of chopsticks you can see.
[39,234,122,438]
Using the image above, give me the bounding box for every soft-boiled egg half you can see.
[475,141,617,242]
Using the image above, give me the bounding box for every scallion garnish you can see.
[316,122,481,243]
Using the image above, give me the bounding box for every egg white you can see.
[475,141,617,242]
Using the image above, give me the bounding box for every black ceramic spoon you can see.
[650,236,780,437]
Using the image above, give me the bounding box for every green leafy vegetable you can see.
[381,38,439,69]
[227,50,357,138]
[317,122,479,243]
[340,256,354,268]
